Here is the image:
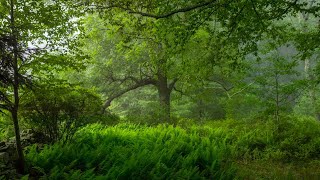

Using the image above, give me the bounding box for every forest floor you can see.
[236,160,320,179]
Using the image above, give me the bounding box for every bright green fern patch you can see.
[25,117,320,179]
[26,123,236,179]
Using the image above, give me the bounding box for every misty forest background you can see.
[1,0,320,179]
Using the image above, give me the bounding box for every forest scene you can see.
[1,0,320,179]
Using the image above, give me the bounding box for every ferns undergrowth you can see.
[25,117,320,179]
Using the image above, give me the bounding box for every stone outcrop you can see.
[0,141,17,179]
[0,129,48,179]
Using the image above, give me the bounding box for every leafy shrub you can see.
[20,83,110,143]
[201,117,320,162]
[273,116,320,161]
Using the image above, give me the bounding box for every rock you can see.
[0,144,8,152]
[29,166,45,178]
[8,137,16,145]
[0,130,50,179]
[0,163,7,169]
[21,129,33,135]
[0,169,17,179]
[0,142,5,147]
[4,143,18,162]
[0,152,9,164]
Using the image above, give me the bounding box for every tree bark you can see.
[156,65,179,123]
[157,72,171,122]
[10,0,25,173]
[275,72,280,121]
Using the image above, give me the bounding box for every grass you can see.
[24,116,320,179]
[236,160,320,179]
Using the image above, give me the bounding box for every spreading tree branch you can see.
[226,82,254,99]
[101,78,156,113]
[91,0,218,19]
[127,0,218,19]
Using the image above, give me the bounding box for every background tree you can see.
[250,44,305,121]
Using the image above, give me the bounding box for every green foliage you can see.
[223,94,263,120]
[19,82,109,143]
[0,113,13,140]
[26,123,236,179]
[294,90,320,118]
[1,0,319,178]
[202,117,320,162]
[25,116,320,179]
[273,116,320,161]
[247,42,306,119]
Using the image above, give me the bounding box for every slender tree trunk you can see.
[10,0,25,173]
[11,105,25,173]
[275,73,280,121]
[198,100,204,119]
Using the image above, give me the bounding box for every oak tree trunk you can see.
[157,70,171,122]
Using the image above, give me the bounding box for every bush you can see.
[201,117,320,162]
[273,116,320,161]
[20,83,109,143]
